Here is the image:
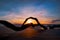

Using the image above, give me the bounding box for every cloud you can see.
[20,6,48,18]
[0,6,53,24]
[0,6,48,19]
[52,19,60,23]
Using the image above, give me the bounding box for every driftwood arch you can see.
[22,17,47,30]
[22,17,40,25]
[0,17,47,31]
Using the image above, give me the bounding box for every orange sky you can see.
[0,0,60,24]
[1,7,60,24]
[8,18,53,24]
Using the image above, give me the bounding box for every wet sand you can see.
[0,27,60,40]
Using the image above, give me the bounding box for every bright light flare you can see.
[25,19,38,24]
[26,19,32,23]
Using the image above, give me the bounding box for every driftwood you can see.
[0,17,47,31]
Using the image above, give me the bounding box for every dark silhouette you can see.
[0,17,47,31]
[48,24,60,29]
[22,17,47,30]
[0,20,34,31]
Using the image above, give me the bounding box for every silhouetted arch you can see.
[22,17,39,25]
[0,17,47,31]
[22,17,47,30]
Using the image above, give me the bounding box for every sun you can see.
[26,19,32,23]
[25,19,38,24]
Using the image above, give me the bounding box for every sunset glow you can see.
[26,19,32,24]
[24,19,38,24]
[0,0,60,24]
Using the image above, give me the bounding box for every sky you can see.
[0,0,60,24]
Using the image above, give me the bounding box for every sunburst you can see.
[26,19,32,23]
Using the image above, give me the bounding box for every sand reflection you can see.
[21,26,38,38]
